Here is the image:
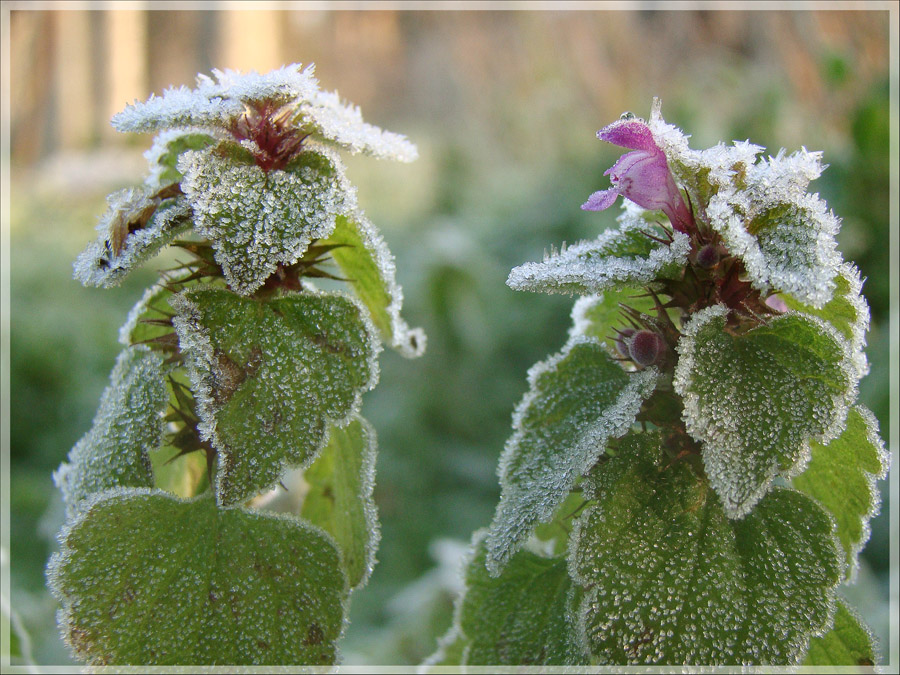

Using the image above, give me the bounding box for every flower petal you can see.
[597,119,658,152]
[582,189,619,212]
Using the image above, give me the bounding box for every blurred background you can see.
[5,6,894,666]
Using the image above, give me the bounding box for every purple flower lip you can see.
[582,117,694,234]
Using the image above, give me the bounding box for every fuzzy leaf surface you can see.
[674,305,856,518]
[485,337,657,573]
[301,414,379,589]
[792,406,888,577]
[450,532,587,666]
[178,145,355,295]
[803,600,876,666]
[171,287,378,506]
[47,490,346,665]
[507,215,690,296]
[571,432,841,665]
[53,346,166,516]
[322,212,425,357]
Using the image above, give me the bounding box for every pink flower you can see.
[582,117,693,234]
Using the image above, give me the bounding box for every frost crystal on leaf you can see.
[485,336,657,573]
[53,347,167,516]
[178,145,356,295]
[143,129,218,189]
[301,90,418,162]
[570,432,842,665]
[171,287,380,506]
[803,600,877,666]
[322,212,425,357]
[674,305,858,518]
[73,187,191,288]
[47,489,347,665]
[507,208,690,296]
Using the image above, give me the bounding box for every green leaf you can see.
[47,489,347,665]
[178,145,356,295]
[803,600,876,666]
[673,305,857,518]
[781,262,870,378]
[322,212,425,357]
[423,625,469,668]
[145,130,217,188]
[149,445,209,499]
[446,532,587,666]
[507,215,690,296]
[301,414,379,589]
[533,490,588,557]
[569,288,657,346]
[792,406,888,577]
[53,346,167,516]
[484,337,657,573]
[571,432,842,665]
[171,287,378,506]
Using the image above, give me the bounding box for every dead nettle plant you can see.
[47,64,424,666]
[427,100,888,668]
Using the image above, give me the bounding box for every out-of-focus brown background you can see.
[7,7,893,666]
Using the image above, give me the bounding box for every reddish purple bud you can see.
[614,328,636,359]
[582,115,693,234]
[628,330,667,367]
[696,244,720,269]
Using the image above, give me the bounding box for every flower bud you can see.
[614,328,636,359]
[628,329,667,367]
[696,243,720,269]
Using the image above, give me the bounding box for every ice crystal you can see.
[674,305,858,518]
[143,129,217,189]
[53,347,167,516]
[47,489,347,665]
[804,600,876,666]
[178,144,356,295]
[73,187,191,288]
[485,336,657,573]
[507,207,690,296]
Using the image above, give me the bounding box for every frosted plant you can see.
[429,101,888,667]
[48,64,424,666]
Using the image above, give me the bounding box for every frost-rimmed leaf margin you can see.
[507,205,691,296]
[177,143,358,296]
[803,599,877,666]
[792,405,889,580]
[424,529,588,668]
[53,346,167,517]
[301,414,380,590]
[484,333,657,575]
[170,285,381,507]
[46,487,349,666]
[143,128,219,190]
[568,431,843,665]
[73,188,191,289]
[673,304,858,518]
[323,211,426,358]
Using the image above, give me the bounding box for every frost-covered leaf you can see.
[443,531,587,666]
[507,210,690,296]
[485,337,657,573]
[118,282,178,347]
[73,187,191,288]
[301,414,379,590]
[673,305,856,518]
[803,600,876,666]
[144,129,217,189]
[532,490,588,558]
[570,431,841,665]
[300,89,418,162]
[322,212,425,357]
[423,625,469,668]
[792,406,888,578]
[53,346,167,516]
[781,262,870,379]
[47,489,346,665]
[111,64,319,134]
[707,184,841,309]
[178,145,356,295]
[171,287,379,506]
